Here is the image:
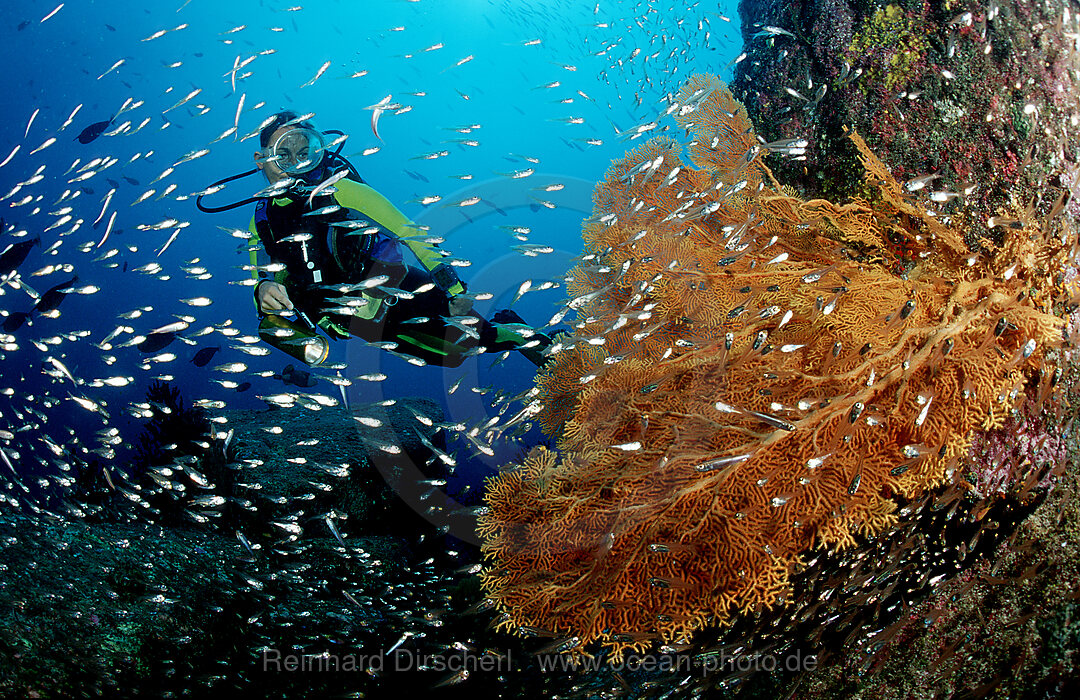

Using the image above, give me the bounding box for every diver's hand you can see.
[448,296,473,316]
[257,281,294,313]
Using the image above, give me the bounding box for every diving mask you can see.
[263,127,327,176]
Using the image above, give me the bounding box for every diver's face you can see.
[254,126,315,183]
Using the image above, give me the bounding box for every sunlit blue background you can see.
[0,0,739,504]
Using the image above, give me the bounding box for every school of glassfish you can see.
[1,0,1078,696]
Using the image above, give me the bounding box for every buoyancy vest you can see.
[252,193,373,288]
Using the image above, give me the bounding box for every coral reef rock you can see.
[731,0,1080,230]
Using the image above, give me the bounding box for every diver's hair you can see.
[259,111,314,148]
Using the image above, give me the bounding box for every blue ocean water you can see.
[0,0,739,510]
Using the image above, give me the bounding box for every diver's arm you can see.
[249,215,293,313]
[249,216,265,312]
[333,179,466,295]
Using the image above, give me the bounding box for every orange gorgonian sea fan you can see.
[477,73,1076,660]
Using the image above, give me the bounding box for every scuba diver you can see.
[198,111,551,368]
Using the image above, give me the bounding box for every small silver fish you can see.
[303,205,342,218]
[300,60,332,88]
[306,169,350,207]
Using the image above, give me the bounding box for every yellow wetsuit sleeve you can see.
[248,215,260,280]
[249,215,262,312]
[248,214,289,312]
[332,179,465,295]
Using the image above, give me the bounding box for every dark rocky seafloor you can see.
[0,398,581,699]
[3,381,1080,699]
